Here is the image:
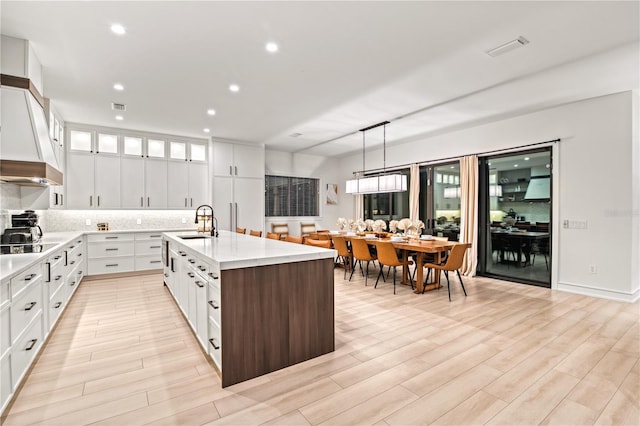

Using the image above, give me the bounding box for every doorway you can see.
[478,148,552,287]
[419,161,461,240]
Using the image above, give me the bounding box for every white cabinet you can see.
[213,176,263,233]
[212,142,264,178]
[121,157,168,209]
[87,233,135,275]
[212,142,264,232]
[145,159,168,208]
[66,152,120,209]
[167,161,209,209]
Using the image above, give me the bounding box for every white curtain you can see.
[355,194,363,219]
[459,155,478,276]
[409,163,420,221]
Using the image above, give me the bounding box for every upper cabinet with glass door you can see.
[168,140,207,163]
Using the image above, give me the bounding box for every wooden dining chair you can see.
[249,230,262,237]
[331,235,353,280]
[236,227,246,234]
[423,243,471,301]
[349,238,377,286]
[305,239,332,248]
[266,232,280,240]
[285,235,303,244]
[271,223,289,240]
[373,241,413,294]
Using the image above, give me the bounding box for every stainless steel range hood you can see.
[0,80,63,186]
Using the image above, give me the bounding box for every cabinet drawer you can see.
[46,264,65,300]
[135,255,163,271]
[1,305,9,355]
[88,257,135,275]
[1,351,11,414]
[134,240,163,256]
[1,280,8,307]
[207,317,222,369]
[48,285,66,330]
[207,284,221,327]
[88,240,135,258]
[46,251,65,271]
[87,233,134,243]
[10,264,42,298]
[11,312,43,389]
[10,280,43,344]
[134,232,164,240]
[66,267,81,300]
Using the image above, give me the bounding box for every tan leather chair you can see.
[266,232,280,240]
[300,223,317,238]
[249,230,262,237]
[285,235,303,244]
[305,239,331,248]
[423,243,471,301]
[349,238,377,286]
[331,235,353,280]
[236,227,246,234]
[374,240,413,294]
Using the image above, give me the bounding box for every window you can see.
[69,130,92,152]
[169,141,186,160]
[98,133,118,154]
[190,143,207,162]
[123,136,142,156]
[147,139,165,158]
[363,170,410,221]
[265,175,319,217]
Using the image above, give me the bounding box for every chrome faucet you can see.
[194,204,218,237]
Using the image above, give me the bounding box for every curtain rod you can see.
[354,138,560,176]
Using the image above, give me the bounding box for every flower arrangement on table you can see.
[336,217,348,231]
[355,219,367,233]
[372,219,387,235]
[364,219,375,231]
[389,220,399,233]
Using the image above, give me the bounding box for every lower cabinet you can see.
[87,232,166,276]
[11,312,43,389]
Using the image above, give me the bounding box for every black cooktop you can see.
[0,243,59,255]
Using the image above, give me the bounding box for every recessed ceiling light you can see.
[113,83,124,91]
[207,109,216,116]
[115,115,124,121]
[266,42,278,53]
[203,128,210,133]
[110,24,126,35]
[524,157,530,161]
[229,84,240,92]
[514,164,519,167]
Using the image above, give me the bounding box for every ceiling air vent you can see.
[111,102,127,111]
[486,36,529,57]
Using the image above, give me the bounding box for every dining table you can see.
[342,234,458,294]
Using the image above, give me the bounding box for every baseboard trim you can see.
[557,281,640,303]
[83,269,162,281]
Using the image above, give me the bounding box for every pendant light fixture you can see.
[345,121,407,194]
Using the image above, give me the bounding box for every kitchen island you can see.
[162,230,336,387]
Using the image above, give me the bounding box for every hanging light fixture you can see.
[345,121,407,194]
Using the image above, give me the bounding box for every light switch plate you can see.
[181,217,186,224]
[85,219,91,226]
[136,218,142,225]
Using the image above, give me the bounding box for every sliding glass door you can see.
[419,161,460,239]
[478,148,552,287]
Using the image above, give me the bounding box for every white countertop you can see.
[164,230,336,270]
[0,228,195,282]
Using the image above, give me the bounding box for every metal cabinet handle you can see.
[78,270,83,275]
[97,195,100,206]
[46,263,51,283]
[197,265,206,271]
[105,236,119,239]
[141,197,144,207]
[25,273,37,281]
[70,281,76,287]
[90,195,93,207]
[70,260,76,265]
[147,197,150,207]
[208,338,220,350]
[164,273,169,277]
[235,166,238,175]
[55,275,63,281]
[187,272,195,278]
[184,198,187,207]
[188,259,195,264]
[106,264,118,267]
[25,339,38,351]
[150,245,161,249]
[150,260,162,264]
[106,248,119,251]
[25,301,37,311]
[208,300,219,309]
[229,165,232,175]
[178,250,186,255]
[195,280,204,288]
[54,302,62,309]
[150,235,161,238]
[208,272,219,280]
[54,255,62,260]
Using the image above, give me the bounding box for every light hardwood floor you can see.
[2,268,638,425]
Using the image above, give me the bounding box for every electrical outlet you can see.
[181,217,186,224]
[589,265,598,274]
[85,219,91,226]
[563,219,569,229]
[136,218,142,225]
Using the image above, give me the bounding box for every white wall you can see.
[338,91,639,302]
[265,150,343,236]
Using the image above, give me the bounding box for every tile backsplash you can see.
[43,210,197,232]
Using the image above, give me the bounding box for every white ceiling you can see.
[2,1,638,157]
